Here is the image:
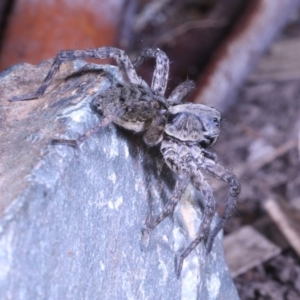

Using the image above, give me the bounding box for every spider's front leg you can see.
[175,166,216,278]
[167,80,195,105]
[144,176,189,232]
[51,106,126,147]
[142,139,190,239]
[10,47,140,101]
[133,48,169,95]
[199,158,241,253]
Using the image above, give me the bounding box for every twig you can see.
[155,19,227,46]
[229,138,298,179]
[194,0,300,111]
[117,0,138,49]
[247,138,298,173]
[264,197,300,256]
[298,124,300,158]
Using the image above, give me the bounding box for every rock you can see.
[0,59,239,299]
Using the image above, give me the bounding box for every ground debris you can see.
[234,250,300,300]
[217,22,300,300]
[224,226,281,278]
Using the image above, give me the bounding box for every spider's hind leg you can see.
[10,47,140,101]
[52,106,126,147]
[53,83,130,147]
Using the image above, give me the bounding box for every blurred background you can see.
[1,0,300,299]
[0,0,262,98]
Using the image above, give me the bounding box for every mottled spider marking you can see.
[92,82,168,146]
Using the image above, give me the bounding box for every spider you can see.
[10,47,240,278]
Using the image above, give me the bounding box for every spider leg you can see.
[202,148,218,161]
[142,112,167,146]
[51,106,125,147]
[10,47,140,101]
[133,48,169,95]
[144,139,191,233]
[199,158,240,253]
[64,63,105,79]
[167,80,195,105]
[145,175,189,233]
[176,169,216,278]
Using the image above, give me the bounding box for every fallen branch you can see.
[245,138,298,173]
[264,197,300,257]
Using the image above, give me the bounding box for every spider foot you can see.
[51,138,79,147]
[205,236,214,254]
[174,254,184,279]
[9,93,40,101]
[205,219,226,254]
[140,226,151,251]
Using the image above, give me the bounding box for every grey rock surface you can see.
[0,59,239,299]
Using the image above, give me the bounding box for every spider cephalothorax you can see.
[10,47,240,277]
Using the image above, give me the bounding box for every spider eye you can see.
[213,117,220,127]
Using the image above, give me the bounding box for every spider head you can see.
[165,103,221,147]
[197,107,221,147]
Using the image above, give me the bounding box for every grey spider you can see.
[10,47,240,278]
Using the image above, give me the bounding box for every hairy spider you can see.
[10,47,240,278]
